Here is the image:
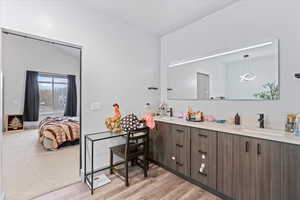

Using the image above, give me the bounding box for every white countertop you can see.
[155,117,300,146]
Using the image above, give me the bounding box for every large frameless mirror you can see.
[167,39,279,100]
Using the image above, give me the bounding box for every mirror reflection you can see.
[167,40,279,100]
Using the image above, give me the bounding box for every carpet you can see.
[3,129,80,200]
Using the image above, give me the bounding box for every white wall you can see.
[161,0,300,130]
[0,0,160,173]
[0,28,4,200]
[2,33,81,122]
[0,0,160,132]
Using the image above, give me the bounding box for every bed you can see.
[39,117,80,150]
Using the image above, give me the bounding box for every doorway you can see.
[197,72,210,100]
[1,29,83,200]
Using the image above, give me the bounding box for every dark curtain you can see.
[23,71,40,121]
[64,75,77,116]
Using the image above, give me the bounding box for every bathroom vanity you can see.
[149,117,300,200]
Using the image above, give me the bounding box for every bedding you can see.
[39,117,80,149]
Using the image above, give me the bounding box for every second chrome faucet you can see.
[258,113,265,128]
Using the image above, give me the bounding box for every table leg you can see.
[91,141,94,195]
[84,136,87,183]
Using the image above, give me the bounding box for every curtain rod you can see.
[37,71,75,77]
[3,31,82,50]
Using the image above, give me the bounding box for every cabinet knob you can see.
[171,156,176,160]
[245,141,249,152]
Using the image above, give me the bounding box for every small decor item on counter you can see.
[285,114,296,133]
[201,112,205,122]
[186,108,204,122]
[234,113,241,125]
[294,114,300,136]
[216,119,226,124]
[105,104,122,133]
[206,115,216,122]
[186,107,193,121]
[120,113,140,132]
[176,112,184,119]
[196,112,204,121]
[195,112,202,121]
[6,114,24,133]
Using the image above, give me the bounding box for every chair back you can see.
[124,128,149,158]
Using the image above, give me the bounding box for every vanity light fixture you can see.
[240,72,257,82]
[169,41,273,68]
[240,54,256,82]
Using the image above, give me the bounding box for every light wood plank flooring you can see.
[33,164,221,200]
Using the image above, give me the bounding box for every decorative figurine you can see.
[105,103,122,133]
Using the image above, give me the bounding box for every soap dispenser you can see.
[234,113,241,125]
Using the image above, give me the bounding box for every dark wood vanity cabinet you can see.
[190,128,217,189]
[150,121,299,200]
[282,143,300,200]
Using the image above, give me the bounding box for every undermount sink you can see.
[240,128,283,137]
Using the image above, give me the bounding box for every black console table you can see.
[84,127,149,194]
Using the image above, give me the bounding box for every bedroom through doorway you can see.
[1,29,82,200]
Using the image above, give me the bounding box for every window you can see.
[38,74,68,114]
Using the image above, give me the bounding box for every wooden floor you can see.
[33,164,221,200]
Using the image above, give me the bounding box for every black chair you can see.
[110,128,149,186]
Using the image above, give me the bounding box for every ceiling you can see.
[83,0,239,36]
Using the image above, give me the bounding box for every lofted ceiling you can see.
[83,0,239,36]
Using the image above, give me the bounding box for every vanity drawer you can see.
[190,128,217,189]
[172,125,189,146]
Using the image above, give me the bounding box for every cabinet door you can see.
[255,139,282,200]
[237,137,257,200]
[191,128,217,189]
[172,125,190,176]
[149,124,158,161]
[282,143,300,200]
[217,132,240,198]
[151,122,172,167]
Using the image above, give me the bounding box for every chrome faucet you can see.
[258,113,264,128]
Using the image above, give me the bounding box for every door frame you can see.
[196,72,210,100]
[0,28,84,175]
